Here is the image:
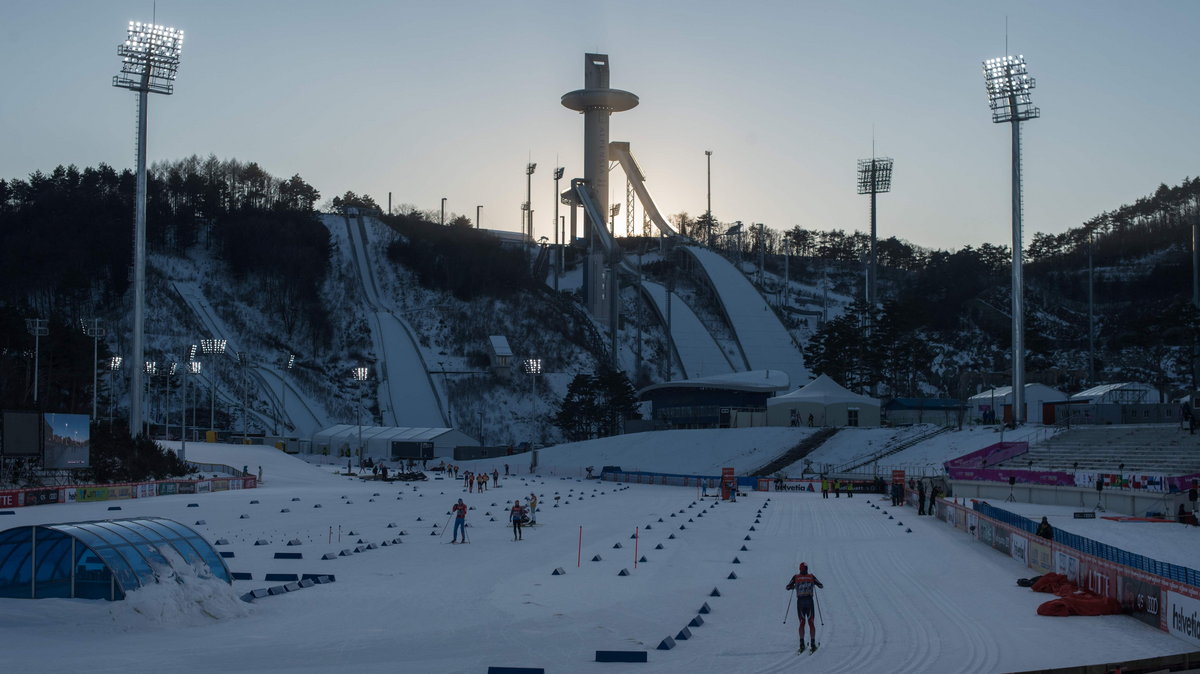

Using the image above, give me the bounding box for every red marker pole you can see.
[578,526,583,567]
[634,526,639,569]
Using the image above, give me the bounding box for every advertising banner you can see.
[77,487,109,502]
[1167,591,1200,648]
[107,485,132,500]
[228,478,243,490]
[24,488,58,506]
[1055,551,1081,583]
[135,483,157,499]
[1027,539,1053,575]
[891,469,905,485]
[61,488,76,504]
[196,481,211,493]
[242,476,257,490]
[158,482,179,496]
[177,482,196,494]
[1121,575,1163,629]
[979,520,994,547]
[211,479,229,492]
[990,525,1011,556]
[0,490,24,508]
[1011,534,1027,565]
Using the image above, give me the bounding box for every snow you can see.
[682,246,810,387]
[639,280,734,379]
[2,431,1195,672]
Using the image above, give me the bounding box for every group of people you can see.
[462,468,502,492]
[449,492,539,543]
[818,478,854,498]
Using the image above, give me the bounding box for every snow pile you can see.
[109,547,251,630]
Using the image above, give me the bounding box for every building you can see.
[1070,382,1159,405]
[967,383,1066,424]
[310,425,478,461]
[766,374,881,427]
[488,335,513,379]
[638,370,791,429]
[882,398,965,427]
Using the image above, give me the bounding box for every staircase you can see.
[835,425,953,473]
[750,428,839,476]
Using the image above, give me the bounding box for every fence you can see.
[0,475,257,510]
[925,494,1200,648]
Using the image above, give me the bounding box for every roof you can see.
[0,517,230,600]
[488,336,512,358]
[1070,382,1154,401]
[314,425,460,442]
[967,383,1066,401]
[884,397,965,411]
[767,374,879,407]
[638,369,791,397]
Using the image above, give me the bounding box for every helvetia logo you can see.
[1173,605,1200,638]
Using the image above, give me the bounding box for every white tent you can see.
[766,374,880,427]
[311,425,478,460]
[1070,382,1159,404]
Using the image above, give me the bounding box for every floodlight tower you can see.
[113,20,184,438]
[352,366,370,456]
[983,54,1039,424]
[524,163,537,240]
[553,167,565,289]
[857,157,893,307]
[562,54,638,319]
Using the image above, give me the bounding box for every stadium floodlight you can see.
[857,157,894,308]
[277,354,296,435]
[983,53,1039,424]
[113,20,184,439]
[524,162,538,240]
[351,367,370,455]
[522,358,542,375]
[199,339,225,432]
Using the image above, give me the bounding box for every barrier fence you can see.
[0,475,257,509]
[927,494,1200,648]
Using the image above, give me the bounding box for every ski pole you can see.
[783,591,793,624]
[815,591,824,626]
[440,514,452,538]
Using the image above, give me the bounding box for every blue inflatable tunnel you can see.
[0,517,231,601]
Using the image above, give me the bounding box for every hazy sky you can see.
[2,0,1197,250]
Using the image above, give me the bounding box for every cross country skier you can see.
[510,500,526,540]
[527,493,538,524]
[786,562,824,652]
[451,499,468,543]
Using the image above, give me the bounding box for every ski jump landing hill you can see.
[172,281,326,437]
[578,141,810,388]
[335,212,448,429]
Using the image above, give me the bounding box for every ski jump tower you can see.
[562,54,638,322]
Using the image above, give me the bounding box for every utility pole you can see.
[705,150,713,245]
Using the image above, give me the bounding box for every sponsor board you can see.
[158,482,178,496]
[1121,575,1163,629]
[0,490,24,507]
[107,485,132,500]
[135,483,157,499]
[979,520,994,547]
[196,481,211,493]
[242,477,256,490]
[228,478,243,490]
[177,482,196,494]
[24,488,58,506]
[990,525,1011,556]
[1027,539,1053,575]
[1055,551,1081,584]
[1011,534,1028,565]
[211,479,229,492]
[1168,591,1200,648]
[77,487,109,502]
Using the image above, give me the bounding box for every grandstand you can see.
[992,424,1200,474]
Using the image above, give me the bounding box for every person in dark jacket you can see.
[786,562,824,652]
[917,481,927,516]
[1036,516,1053,540]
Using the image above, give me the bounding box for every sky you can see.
[2,0,1198,250]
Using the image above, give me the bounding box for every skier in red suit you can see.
[786,562,824,652]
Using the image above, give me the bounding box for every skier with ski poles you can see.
[450,498,468,543]
[785,562,824,653]
[510,499,526,541]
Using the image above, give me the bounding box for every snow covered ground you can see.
[2,432,1196,673]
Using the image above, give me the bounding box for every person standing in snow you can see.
[492,468,499,486]
[527,493,538,524]
[917,481,927,516]
[510,499,526,540]
[820,477,829,499]
[786,562,824,652]
[478,472,488,492]
[451,499,468,543]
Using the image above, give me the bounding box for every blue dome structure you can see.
[0,517,231,601]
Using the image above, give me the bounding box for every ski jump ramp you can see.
[680,246,810,389]
[637,281,734,379]
[336,214,448,429]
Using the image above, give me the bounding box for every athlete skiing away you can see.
[786,562,824,652]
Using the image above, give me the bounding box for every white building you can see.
[311,425,478,461]
[967,383,1066,424]
[766,374,880,427]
